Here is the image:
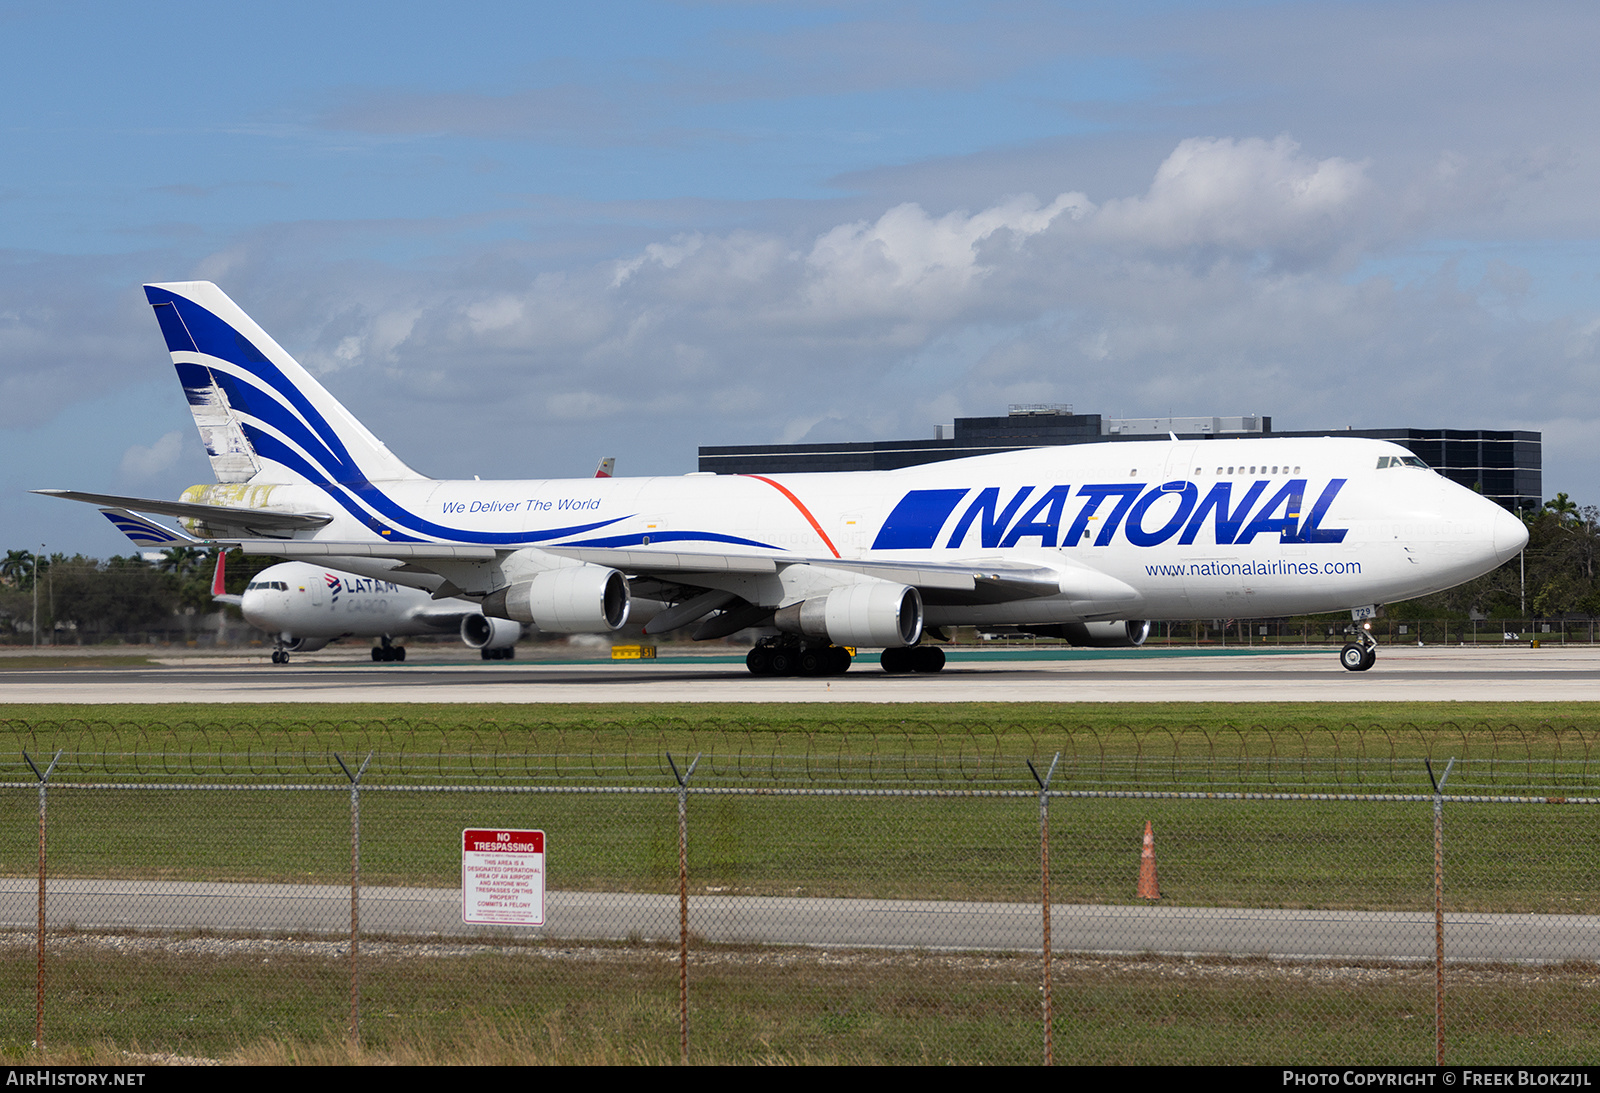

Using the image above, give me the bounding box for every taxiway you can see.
[1,644,1597,703]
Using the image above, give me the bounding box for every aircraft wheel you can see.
[913,646,946,673]
[769,649,795,675]
[1361,647,1377,671]
[746,647,773,676]
[395,647,406,662]
[272,650,288,665]
[829,646,852,674]
[372,647,383,662]
[1339,643,1368,672]
[880,647,913,674]
[799,649,825,675]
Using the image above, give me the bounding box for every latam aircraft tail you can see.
[143,281,426,487]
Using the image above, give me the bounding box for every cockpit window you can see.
[1376,455,1431,470]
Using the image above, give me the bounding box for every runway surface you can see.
[2,644,1599,703]
[1,878,1590,963]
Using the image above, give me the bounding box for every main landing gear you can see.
[371,637,406,663]
[480,646,515,660]
[746,637,852,676]
[1339,629,1377,672]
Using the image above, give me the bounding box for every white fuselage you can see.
[240,562,440,639]
[197,436,1526,627]
[238,561,521,650]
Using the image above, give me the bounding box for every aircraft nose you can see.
[240,588,272,624]
[1492,503,1530,565]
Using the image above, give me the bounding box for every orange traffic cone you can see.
[1137,820,1160,900]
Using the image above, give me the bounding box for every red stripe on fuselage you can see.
[741,475,842,558]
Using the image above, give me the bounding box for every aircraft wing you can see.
[406,603,482,628]
[160,537,1130,608]
[36,489,332,537]
[542,545,1135,608]
[85,519,1136,629]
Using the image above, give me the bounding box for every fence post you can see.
[1028,753,1061,1066]
[666,752,701,1065]
[23,749,61,1050]
[335,751,374,1047]
[1426,756,1454,1067]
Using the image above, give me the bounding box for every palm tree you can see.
[1,550,34,588]
[1546,493,1580,526]
[159,546,207,579]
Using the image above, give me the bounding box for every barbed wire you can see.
[3,718,1600,793]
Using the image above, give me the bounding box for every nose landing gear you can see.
[1339,624,1377,672]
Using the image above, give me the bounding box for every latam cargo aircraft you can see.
[101,515,523,663]
[40,282,1527,675]
[218,556,521,664]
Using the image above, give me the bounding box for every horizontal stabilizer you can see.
[38,489,332,538]
[226,539,498,561]
[99,508,202,549]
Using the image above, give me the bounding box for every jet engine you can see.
[480,566,630,633]
[461,615,523,651]
[281,636,331,653]
[772,582,923,648]
[1016,620,1151,647]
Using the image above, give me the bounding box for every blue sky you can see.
[5,0,1599,554]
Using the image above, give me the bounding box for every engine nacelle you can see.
[480,566,630,633]
[282,635,331,653]
[772,582,923,648]
[1019,620,1151,647]
[461,615,523,650]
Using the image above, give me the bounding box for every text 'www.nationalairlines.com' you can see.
[1145,560,1364,578]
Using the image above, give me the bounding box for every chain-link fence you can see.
[3,721,1600,1064]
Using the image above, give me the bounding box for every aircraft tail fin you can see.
[210,550,243,607]
[143,281,427,487]
[594,457,614,479]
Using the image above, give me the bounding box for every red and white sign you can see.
[461,828,545,926]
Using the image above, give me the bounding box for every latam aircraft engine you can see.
[41,282,1528,676]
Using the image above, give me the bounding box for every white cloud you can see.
[800,192,1090,320]
[1092,137,1370,260]
[20,131,1590,505]
[119,430,186,480]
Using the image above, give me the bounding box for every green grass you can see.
[7,701,1600,789]
[3,703,1600,1062]
[0,656,159,671]
[5,772,1598,912]
[4,944,1597,1065]
[2,703,1599,910]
